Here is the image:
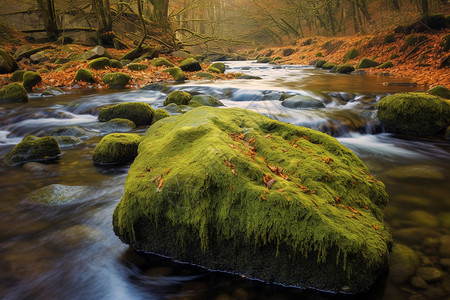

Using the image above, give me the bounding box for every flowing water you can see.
[0,62,449,300]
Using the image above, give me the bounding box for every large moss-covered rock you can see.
[179,58,202,72]
[88,57,110,70]
[164,91,192,106]
[377,93,450,135]
[6,136,61,165]
[315,59,327,68]
[0,82,28,102]
[163,67,185,81]
[151,58,174,67]
[102,72,131,87]
[336,64,355,74]
[93,133,142,165]
[10,70,25,82]
[356,58,380,69]
[98,102,154,126]
[322,62,337,70]
[113,107,392,293]
[427,85,450,99]
[22,71,42,91]
[74,68,95,83]
[0,48,18,74]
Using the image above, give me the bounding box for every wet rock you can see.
[99,118,136,134]
[180,58,202,72]
[377,93,450,135]
[0,48,18,74]
[410,276,428,289]
[194,72,215,80]
[190,95,224,107]
[113,107,392,293]
[78,46,111,61]
[56,225,103,247]
[87,57,110,70]
[141,82,165,91]
[51,126,96,139]
[0,83,28,102]
[209,62,226,73]
[98,102,154,126]
[235,74,262,80]
[390,244,420,284]
[128,63,148,71]
[102,72,131,87]
[416,267,444,282]
[30,184,86,205]
[164,91,192,106]
[151,109,170,124]
[163,67,185,82]
[41,87,64,96]
[328,92,355,102]
[394,228,441,245]
[408,210,439,228]
[5,136,61,165]
[74,68,96,83]
[164,103,183,114]
[93,133,142,165]
[281,95,325,109]
[439,235,450,258]
[54,136,81,147]
[385,165,444,180]
[150,57,174,67]
[22,71,42,91]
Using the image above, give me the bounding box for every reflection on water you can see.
[0,61,448,300]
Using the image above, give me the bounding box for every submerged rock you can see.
[377,93,450,135]
[51,126,95,139]
[31,184,87,205]
[54,136,82,147]
[281,95,325,109]
[113,107,391,293]
[390,244,420,284]
[93,133,142,165]
[6,136,61,165]
[190,95,224,107]
[99,118,136,134]
[0,83,28,102]
[98,102,154,126]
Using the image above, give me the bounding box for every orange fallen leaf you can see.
[277,188,285,192]
[157,177,164,189]
[165,168,171,175]
[373,224,379,230]
[261,195,267,200]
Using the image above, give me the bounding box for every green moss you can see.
[88,57,111,70]
[98,102,154,125]
[194,72,215,80]
[191,95,224,107]
[163,67,185,81]
[378,61,394,69]
[256,45,265,51]
[102,72,131,87]
[128,63,148,71]
[93,133,142,165]
[54,136,81,147]
[10,70,25,82]
[208,66,220,74]
[321,62,337,70]
[151,58,175,67]
[442,34,450,52]
[356,58,380,69]
[6,136,61,165]
[0,82,28,102]
[377,93,450,135]
[0,48,18,74]
[257,57,272,63]
[164,91,192,106]
[22,71,42,91]
[151,109,170,125]
[383,34,396,44]
[74,68,95,83]
[343,48,359,63]
[164,103,183,114]
[405,34,428,47]
[315,52,323,57]
[315,59,327,68]
[209,62,226,73]
[179,58,202,72]
[336,64,355,74]
[113,107,391,293]
[110,59,123,68]
[427,85,450,99]
[390,54,400,60]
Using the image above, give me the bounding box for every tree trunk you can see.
[92,0,114,45]
[420,0,429,16]
[149,0,169,25]
[391,0,400,10]
[350,0,359,34]
[36,0,59,40]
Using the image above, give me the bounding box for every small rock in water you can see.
[385,165,444,180]
[55,225,104,247]
[410,276,429,289]
[389,244,420,284]
[30,184,87,205]
[393,228,441,245]
[439,258,450,268]
[416,267,444,282]
[439,235,450,258]
[407,210,440,228]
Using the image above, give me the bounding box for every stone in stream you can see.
[164,103,183,114]
[113,107,392,293]
[54,136,82,148]
[51,126,96,139]
[93,133,142,165]
[389,244,420,284]
[31,184,87,205]
[98,102,155,126]
[99,118,136,134]
[5,136,61,165]
[190,95,224,107]
[416,267,444,283]
[151,109,170,124]
[0,83,28,102]
[164,91,192,106]
[281,95,325,109]
[22,71,42,91]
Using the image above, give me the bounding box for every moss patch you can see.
[113,107,391,293]
[378,61,394,69]
[163,67,185,81]
[151,58,175,67]
[194,72,215,80]
[6,136,61,165]
[0,82,28,102]
[377,93,450,135]
[93,133,142,165]
[164,91,192,106]
[88,57,110,70]
[74,68,95,83]
[322,62,337,70]
[356,58,380,69]
[191,95,224,107]
[343,48,359,63]
[151,109,171,124]
[98,102,154,126]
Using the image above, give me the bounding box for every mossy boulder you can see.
[54,136,81,147]
[378,61,394,69]
[384,34,396,44]
[322,62,337,70]
[257,57,272,63]
[356,58,380,69]
[209,62,226,73]
[427,85,450,99]
[0,48,18,74]
[6,136,61,165]
[336,64,355,74]
[109,59,123,69]
[343,48,359,63]
[151,109,170,124]
[390,244,420,284]
[195,72,215,80]
[74,68,95,83]
[164,91,192,106]
[98,102,155,126]
[93,133,142,165]
[31,184,87,205]
[164,103,183,114]
[88,57,110,70]
[10,70,25,82]
[22,71,42,91]
[315,59,327,68]
[151,58,175,67]
[191,95,224,107]
[0,82,28,102]
[377,93,450,135]
[128,63,148,71]
[179,58,202,72]
[99,118,136,134]
[112,107,391,293]
[405,34,428,47]
[163,67,185,81]
[281,95,325,109]
[102,72,131,87]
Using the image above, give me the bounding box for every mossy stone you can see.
[0,48,18,74]
[109,59,123,68]
[179,58,202,72]
[99,118,136,134]
[113,107,391,293]
[98,102,154,126]
[164,103,183,114]
[191,95,224,107]
[22,71,42,91]
[377,93,450,135]
[443,34,450,52]
[209,62,225,73]
[315,60,327,68]
[31,184,86,205]
[151,58,174,67]
[427,85,450,99]
[6,136,61,165]
[0,82,28,102]
[356,58,380,69]
[343,48,359,63]
[384,34,396,44]
[128,63,148,71]
[54,136,81,147]
[208,66,221,74]
[10,70,25,82]
[51,126,95,139]
[322,62,337,70]
[336,64,355,74]
[281,95,325,109]
[74,68,95,83]
[195,72,215,80]
[390,244,420,284]
[257,57,272,63]
[315,52,323,57]
[164,91,192,106]
[102,72,131,87]
[88,57,111,70]
[93,133,142,165]
[378,61,394,69]
[151,109,170,124]
[163,67,185,81]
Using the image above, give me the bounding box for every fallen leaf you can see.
[261,195,267,200]
[157,177,164,189]
[277,188,285,192]
[165,168,170,175]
